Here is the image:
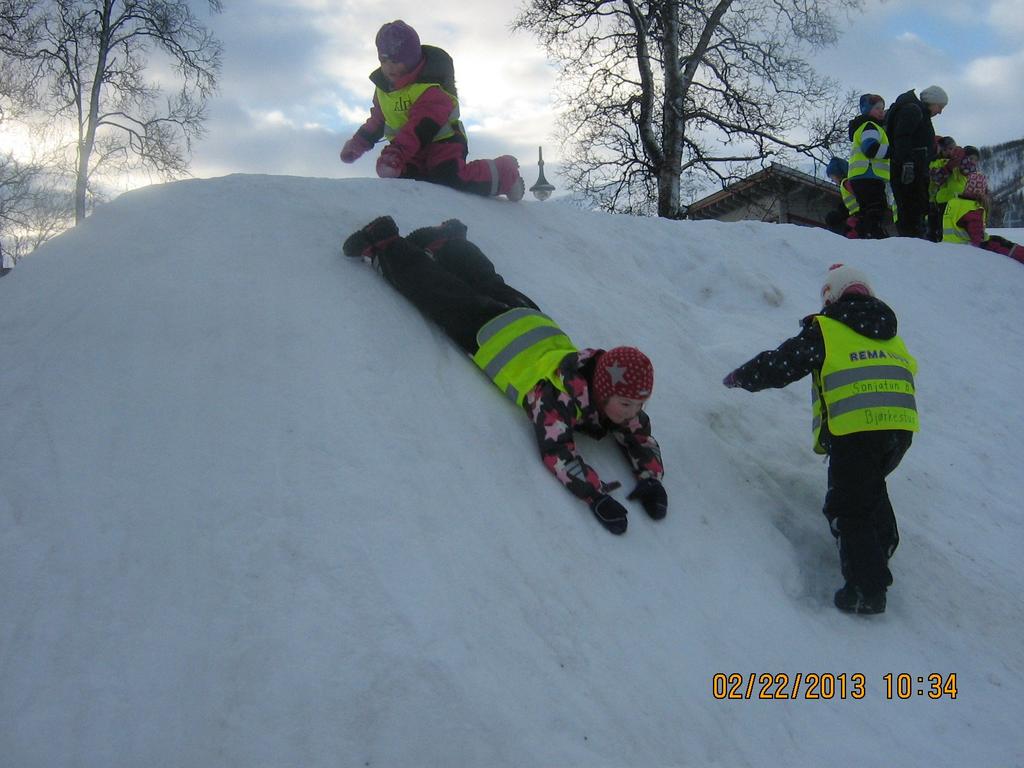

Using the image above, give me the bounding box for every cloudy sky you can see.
[75,0,1024,198]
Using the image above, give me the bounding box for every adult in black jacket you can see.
[886,85,948,237]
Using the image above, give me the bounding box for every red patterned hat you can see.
[592,347,654,403]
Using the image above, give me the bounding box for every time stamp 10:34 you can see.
[712,673,958,700]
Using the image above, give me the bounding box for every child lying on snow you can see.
[342,215,667,535]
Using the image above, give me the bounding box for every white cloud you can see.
[255,110,296,129]
[989,0,1024,36]
[963,50,1024,94]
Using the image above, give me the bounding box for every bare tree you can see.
[514,0,856,218]
[1,1,42,120]
[1,150,74,262]
[3,0,223,224]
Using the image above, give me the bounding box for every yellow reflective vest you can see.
[848,121,890,181]
[932,161,968,205]
[376,81,461,143]
[942,197,985,244]
[472,308,578,406]
[811,316,918,454]
[839,179,860,215]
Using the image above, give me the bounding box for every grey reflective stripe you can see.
[850,158,890,173]
[828,392,917,419]
[823,365,915,392]
[482,325,565,381]
[944,226,966,240]
[812,414,821,430]
[476,308,552,346]
[486,159,499,196]
[504,384,518,402]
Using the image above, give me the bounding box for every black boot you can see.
[342,216,400,258]
[834,583,886,615]
[407,218,469,250]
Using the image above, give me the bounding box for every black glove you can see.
[628,478,668,520]
[900,161,915,185]
[589,494,628,535]
[723,370,740,389]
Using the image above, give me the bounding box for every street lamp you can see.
[529,146,556,201]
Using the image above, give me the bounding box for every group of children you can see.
[340,22,924,616]
[826,89,1022,264]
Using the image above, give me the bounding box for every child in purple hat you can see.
[340,21,525,201]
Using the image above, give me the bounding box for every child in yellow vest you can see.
[845,94,891,239]
[929,139,978,241]
[343,215,667,535]
[723,265,919,614]
[942,172,1022,263]
[824,157,859,238]
[339,21,525,200]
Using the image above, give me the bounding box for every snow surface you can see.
[2,174,1023,767]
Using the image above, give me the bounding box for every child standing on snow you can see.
[723,265,918,615]
[845,94,891,239]
[339,20,525,201]
[342,215,667,535]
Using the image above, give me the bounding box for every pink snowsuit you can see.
[341,46,522,198]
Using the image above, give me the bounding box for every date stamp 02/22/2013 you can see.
[711,672,959,701]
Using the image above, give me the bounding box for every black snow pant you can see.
[849,178,889,239]
[823,429,913,594]
[825,204,851,237]
[927,202,945,243]
[891,167,930,238]
[374,233,539,355]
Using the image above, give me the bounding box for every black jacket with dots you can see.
[729,294,899,392]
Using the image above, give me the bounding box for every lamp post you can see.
[529,146,556,201]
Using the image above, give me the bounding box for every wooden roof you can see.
[685,163,839,220]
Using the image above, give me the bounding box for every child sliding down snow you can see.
[343,215,667,534]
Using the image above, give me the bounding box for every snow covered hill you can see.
[1,174,1022,767]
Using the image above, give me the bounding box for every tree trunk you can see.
[74,0,115,224]
[658,0,683,218]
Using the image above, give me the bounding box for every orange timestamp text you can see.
[712,672,958,700]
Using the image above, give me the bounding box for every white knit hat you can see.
[920,85,949,106]
[821,263,874,306]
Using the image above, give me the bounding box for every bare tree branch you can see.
[514,0,857,217]
[2,0,222,224]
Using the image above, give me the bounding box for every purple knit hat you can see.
[375,20,422,69]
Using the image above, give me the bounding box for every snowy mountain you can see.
[1,174,1023,767]
[981,137,1024,226]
